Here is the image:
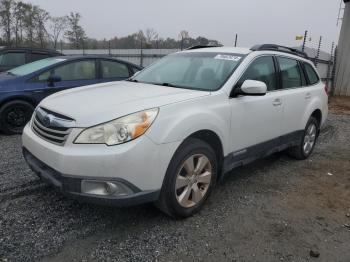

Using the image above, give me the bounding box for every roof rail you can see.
[250,44,309,59]
[186,45,222,50]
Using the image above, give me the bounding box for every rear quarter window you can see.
[304,63,320,85]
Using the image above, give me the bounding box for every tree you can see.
[23,3,37,47]
[35,7,50,48]
[145,28,158,45]
[49,16,67,49]
[65,12,86,49]
[13,1,29,46]
[0,0,14,45]
[179,30,189,50]
[135,30,146,48]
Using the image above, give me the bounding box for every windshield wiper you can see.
[153,82,184,88]
[126,78,138,82]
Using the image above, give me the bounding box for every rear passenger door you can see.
[99,59,131,83]
[276,56,310,135]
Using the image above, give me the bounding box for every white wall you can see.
[335,1,350,96]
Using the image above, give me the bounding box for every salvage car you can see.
[0,56,142,134]
[22,45,328,218]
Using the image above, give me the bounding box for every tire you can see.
[0,100,34,135]
[156,138,218,219]
[288,116,319,160]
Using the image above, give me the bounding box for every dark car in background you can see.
[0,47,62,72]
[0,55,142,134]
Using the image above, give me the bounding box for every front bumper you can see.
[22,123,181,206]
[23,148,160,206]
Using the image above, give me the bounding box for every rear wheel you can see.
[0,100,34,135]
[156,138,217,218]
[288,116,319,160]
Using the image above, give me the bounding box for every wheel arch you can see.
[179,129,225,181]
[0,95,37,110]
[310,109,322,127]
[301,96,325,130]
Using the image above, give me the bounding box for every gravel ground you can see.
[0,113,349,262]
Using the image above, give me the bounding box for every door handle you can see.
[272,98,282,106]
[305,93,311,100]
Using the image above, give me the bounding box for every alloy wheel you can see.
[175,154,212,208]
[303,123,317,155]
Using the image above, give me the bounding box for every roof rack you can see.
[186,45,222,50]
[250,44,309,59]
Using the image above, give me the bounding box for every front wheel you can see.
[288,116,319,160]
[156,138,217,218]
[0,100,34,135]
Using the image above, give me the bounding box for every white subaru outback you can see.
[22,44,328,218]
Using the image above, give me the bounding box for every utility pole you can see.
[302,30,308,52]
[140,38,143,67]
[326,42,335,94]
[314,36,322,68]
[181,35,184,51]
[234,34,238,47]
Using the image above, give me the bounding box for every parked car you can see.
[0,47,62,72]
[0,55,142,134]
[22,44,328,218]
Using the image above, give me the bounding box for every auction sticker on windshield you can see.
[214,54,241,61]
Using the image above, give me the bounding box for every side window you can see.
[101,60,130,78]
[304,63,320,85]
[0,52,26,67]
[54,60,96,81]
[38,70,51,81]
[277,57,302,89]
[239,56,277,91]
[31,53,50,62]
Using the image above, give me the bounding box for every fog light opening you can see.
[81,180,134,196]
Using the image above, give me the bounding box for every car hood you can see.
[40,81,210,127]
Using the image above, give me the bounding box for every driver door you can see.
[229,56,284,156]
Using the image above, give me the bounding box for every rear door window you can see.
[277,57,302,89]
[101,60,130,79]
[304,63,320,85]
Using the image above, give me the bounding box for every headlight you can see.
[74,108,159,145]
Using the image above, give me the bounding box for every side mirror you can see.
[234,80,267,96]
[47,75,61,87]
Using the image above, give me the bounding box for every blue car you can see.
[0,56,142,134]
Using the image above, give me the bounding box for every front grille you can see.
[31,107,74,146]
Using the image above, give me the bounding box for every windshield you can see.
[7,57,66,76]
[133,52,244,91]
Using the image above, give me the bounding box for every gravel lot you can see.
[0,112,349,262]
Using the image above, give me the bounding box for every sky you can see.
[23,0,343,52]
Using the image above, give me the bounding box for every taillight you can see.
[324,85,329,96]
